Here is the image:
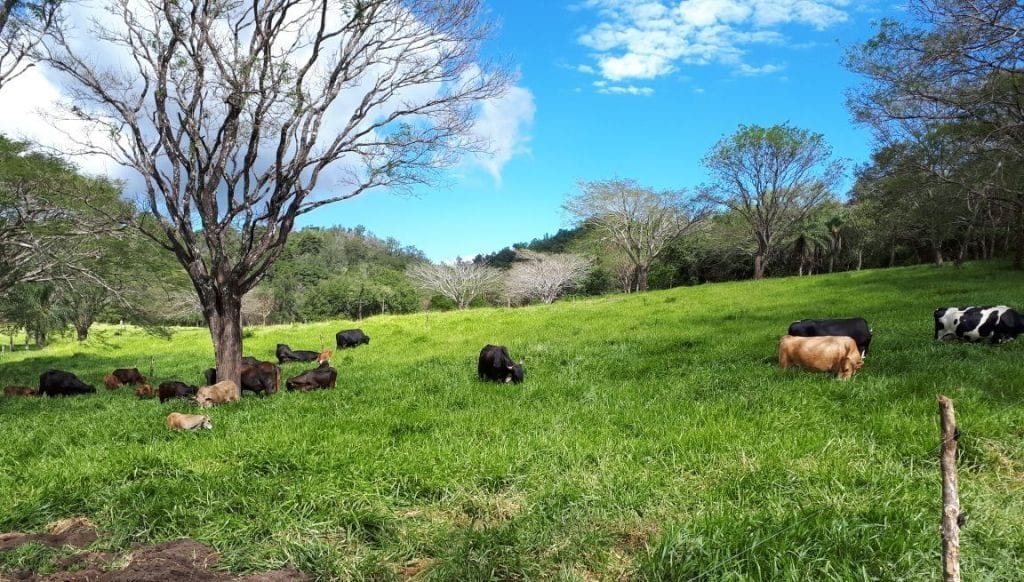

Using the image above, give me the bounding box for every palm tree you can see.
[826,213,846,273]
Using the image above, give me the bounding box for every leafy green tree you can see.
[699,124,844,279]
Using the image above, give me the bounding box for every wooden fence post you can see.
[938,395,961,582]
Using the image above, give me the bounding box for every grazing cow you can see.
[158,381,198,403]
[477,344,524,384]
[4,386,36,396]
[135,384,156,399]
[103,374,122,390]
[275,343,320,363]
[934,305,1024,343]
[286,361,337,391]
[39,370,96,397]
[787,317,872,357]
[204,361,280,395]
[336,329,370,349]
[166,412,212,431]
[195,380,240,408]
[112,368,146,385]
[778,335,863,380]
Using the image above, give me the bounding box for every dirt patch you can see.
[1,521,308,582]
[393,557,436,580]
[0,518,98,552]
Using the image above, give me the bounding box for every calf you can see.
[778,335,863,380]
[112,368,146,385]
[787,317,872,357]
[158,381,198,403]
[205,362,280,395]
[166,412,212,431]
[276,343,320,363]
[195,380,240,408]
[4,385,36,396]
[135,384,156,399]
[336,329,370,349]
[39,370,96,397]
[318,349,333,364]
[286,361,337,391]
[934,305,1024,343]
[103,374,122,390]
[477,344,524,384]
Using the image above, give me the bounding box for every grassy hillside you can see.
[1,262,1023,580]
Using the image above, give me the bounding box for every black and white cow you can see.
[336,329,370,349]
[477,344,524,384]
[934,305,1024,343]
[787,317,873,358]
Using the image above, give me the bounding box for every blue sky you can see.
[297,0,892,261]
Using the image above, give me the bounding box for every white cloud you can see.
[577,64,597,74]
[577,0,848,85]
[598,84,655,96]
[467,85,536,187]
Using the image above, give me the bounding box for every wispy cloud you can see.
[576,0,849,87]
[467,84,536,187]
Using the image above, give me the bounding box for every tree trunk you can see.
[1014,204,1024,270]
[856,249,863,271]
[76,321,90,341]
[636,265,649,292]
[933,242,945,266]
[204,288,244,395]
[753,253,766,280]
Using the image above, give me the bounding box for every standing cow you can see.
[934,305,1024,343]
[336,329,370,349]
[788,317,872,358]
[778,335,863,380]
[477,345,524,384]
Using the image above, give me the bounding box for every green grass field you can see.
[1,262,1023,580]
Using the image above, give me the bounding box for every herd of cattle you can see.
[3,305,1024,426]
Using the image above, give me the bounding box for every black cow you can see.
[204,361,280,395]
[286,361,337,391]
[934,305,1024,343]
[158,380,198,403]
[336,329,370,349]
[112,368,146,385]
[39,370,96,397]
[276,343,320,363]
[787,317,873,358]
[477,344,524,384]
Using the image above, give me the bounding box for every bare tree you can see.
[407,260,500,309]
[504,249,592,304]
[241,287,274,326]
[699,124,843,279]
[42,0,509,388]
[0,0,62,91]
[564,179,706,292]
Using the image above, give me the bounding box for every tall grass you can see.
[1,262,1022,580]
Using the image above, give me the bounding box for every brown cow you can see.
[778,335,863,380]
[166,412,212,430]
[103,374,122,390]
[4,385,36,396]
[112,368,146,385]
[195,380,240,408]
[135,384,156,399]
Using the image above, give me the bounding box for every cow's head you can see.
[835,349,863,380]
[505,361,525,384]
[199,415,213,430]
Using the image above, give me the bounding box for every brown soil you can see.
[0,520,308,582]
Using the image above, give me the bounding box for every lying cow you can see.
[166,412,212,431]
[39,370,96,397]
[778,335,863,380]
[276,343,320,363]
[158,380,198,403]
[103,374,122,390]
[195,380,240,408]
[203,361,280,395]
[135,384,156,399]
[478,344,524,384]
[112,368,146,385]
[788,317,872,357]
[934,305,1024,343]
[286,361,337,391]
[336,329,370,349]
[4,385,36,396]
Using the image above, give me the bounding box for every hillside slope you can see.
[1,262,1023,579]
